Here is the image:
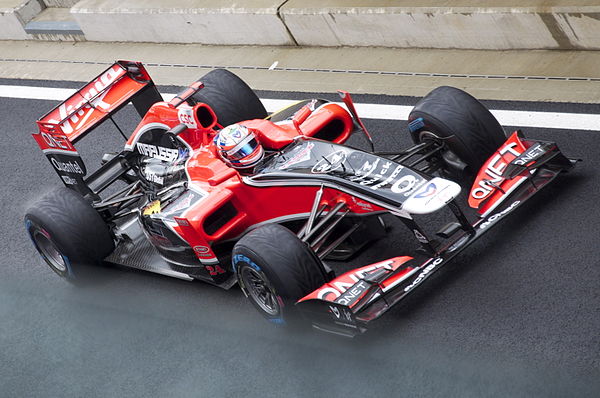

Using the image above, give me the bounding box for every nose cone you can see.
[402,177,461,215]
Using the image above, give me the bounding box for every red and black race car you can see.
[25,61,576,336]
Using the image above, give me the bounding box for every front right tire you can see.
[408,86,507,179]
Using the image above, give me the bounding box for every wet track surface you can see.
[1,78,599,397]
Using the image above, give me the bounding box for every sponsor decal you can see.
[177,107,197,128]
[479,200,520,229]
[312,151,347,174]
[143,169,164,185]
[280,142,314,170]
[193,246,220,268]
[349,159,380,182]
[193,246,210,254]
[408,117,425,133]
[328,305,354,322]
[471,142,521,200]
[317,260,394,301]
[357,160,393,186]
[350,196,374,211]
[390,174,423,195]
[414,182,437,198]
[413,229,429,244]
[136,142,179,162]
[403,257,443,292]
[205,264,226,276]
[350,158,425,196]
[165,192,195,214]
[174,218,190,227]
[178,148,189,161]
[143,200,161,216]
[408,180,455,208]
[39,132,76,153]
[433,184,454,204]
[342,308,353,321]
[50,158,84,175]
[335,280,369,306]
[54,65,124,135]
[329,305,340,319]
[512,143,545,166]
[371,165,405,190]
[60,175,77,185]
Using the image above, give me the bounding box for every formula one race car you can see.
[25,61,576,336]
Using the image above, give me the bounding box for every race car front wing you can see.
[296,137,577,337]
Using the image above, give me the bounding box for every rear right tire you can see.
[191,69,267,127]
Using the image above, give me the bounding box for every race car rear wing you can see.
[32,60,162,196]
[36,60,162,142]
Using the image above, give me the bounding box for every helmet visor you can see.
[227,137,258,161]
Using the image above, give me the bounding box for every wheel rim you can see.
[240,267,280,316]
[33,229,67,273]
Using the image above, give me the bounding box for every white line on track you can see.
[1,84,598,131]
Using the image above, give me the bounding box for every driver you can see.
[214,124,264,169]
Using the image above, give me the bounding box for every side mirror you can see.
[167,123,188,136]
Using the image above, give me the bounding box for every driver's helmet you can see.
[214,124,264,169]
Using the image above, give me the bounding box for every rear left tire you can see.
[24,188,115,281]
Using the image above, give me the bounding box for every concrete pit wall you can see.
[41,0,79,6]
[1,0,600,50]
[71,0,295,45]
[0,0,43,39]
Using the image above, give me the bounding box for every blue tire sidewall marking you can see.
[233,253,286,324]
[232,254,261,272]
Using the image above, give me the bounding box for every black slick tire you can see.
[24,187,115,281]
[191,69,267,126]
[408,86,506,177]
[233,224,328,325]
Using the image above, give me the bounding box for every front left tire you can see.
[233,224,328,325]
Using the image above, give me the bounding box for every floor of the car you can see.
[106,218,195,281]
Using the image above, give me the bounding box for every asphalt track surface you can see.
[1,78,599,397]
